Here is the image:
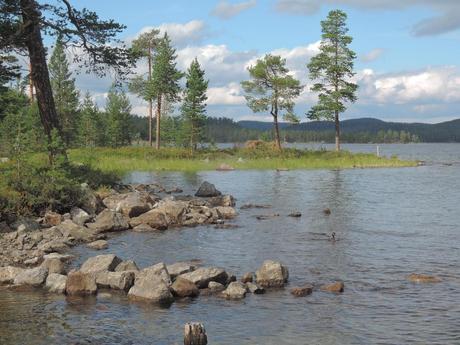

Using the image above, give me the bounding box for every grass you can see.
[65,146,417,174]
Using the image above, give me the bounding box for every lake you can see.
[1,143,459,344]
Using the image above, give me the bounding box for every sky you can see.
[64,0,460,123]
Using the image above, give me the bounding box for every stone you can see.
[195,182,222,198]
[221,282,247,299]
[129,209,168,230]
[45,273,67,293]
[115,260,139,272]
[184,322,208,345]
[128,274,174,304]
[241,272,254,283]
[66,271,97,296]
[41,258,66,274]
[11,217,41,231]
[38,239,69,253]
[80,189,103,215]
[54,220,98,242]
[320,281,344,293]
[0,266,24,285]
[215,206,237,219]
[132,224,156,232]
[179,267,228,289]
[87,210,130,233]
[323,208,331,215]
[246,282,265,294]
[155,200,188,225]
[207,195,236,207]
[137,262,171,285]
[70,207,91,225]
[288,212,302,218]
[43,252,74,262]
[291,285,313,297]
[255,214,280,220]
[407,273,441,283]
[171,277,200,298]
[14,267,48,287]
[96,271,135,291]
[0,221,12,233]
[167,262,196,280]
[102,192,153,218]
[208,281,225,292]
[240,204,271,209]
[255,260,289,288]
[80,254,122,274]
[43,211,63,227]
[87,240,109,250]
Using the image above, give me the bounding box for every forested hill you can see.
[237,117,460,142]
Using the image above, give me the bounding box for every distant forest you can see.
[131,116,460,144]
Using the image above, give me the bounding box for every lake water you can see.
[1,143,460,344]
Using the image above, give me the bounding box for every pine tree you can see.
[307,10,358,151]
[49,35,79,146]
[181,58,208,152]
[149,33,183,149]
[78,92,103,147]
[105,85,132,147]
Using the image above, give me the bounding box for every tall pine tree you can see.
[181,58,208,151]
[78,92,104,147]
[105,85,132,147]
[49,35,79,146]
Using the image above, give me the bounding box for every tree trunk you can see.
[184,323,207,345]
[148,45,153,147]
[273,115,282,150]
[155,94,161,149]
[20,0,64,161]
[28,62,34,103]
[335,110,340,151]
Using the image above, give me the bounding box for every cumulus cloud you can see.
[208,82,246,105]
[211,0,257,20]
[361,48,384,63]
[275,0,460,36]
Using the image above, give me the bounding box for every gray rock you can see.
[115,260,139,272]
[14,267,48,286]
[215,206,237,219]
[45,273,67,293]
[54,220,98,242]
[167,262,196,280]
[79,189,103,215]
[129,209,168,230]
[87,240,109,250]
[155,200,188,225]
[221,282,247,299]
[80,254,122,274]
[171,277,199,298]
[0,266,25,285]
[66,271,97,296]
[291,284,313,297]
[137,262,171,286]
[179,267,228,288]
[246,282,265,294]
[255,260,289,288]
[132,224,155,232]
[208,281,225,292]
[102,192,153,218]
[96,271,135,291]
[87,210,129,233]
[70,207,91,225]
[40,257,66,274]
[195,181,222,197]
[11,217,41,232]
[128,274,174,304]
[43,253,74,262]
[241,272,254,283]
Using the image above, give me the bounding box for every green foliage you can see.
[181,58,208,150]
[131,29,161,60]
[78,92,105,147]
[105,84,133,147]
[307,10,358,121]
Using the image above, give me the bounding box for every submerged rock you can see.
[66,271,97,296]
[288,212,302,218]
[195,182,222,198]
[80,254,122,274]
[320,281,344,293]
[14,267,48,287]
[179,267,229,289]
[221,282,247,299]
[171,277,199,298]
[255,260,289,288]
[407,273,441,283]
[45,273,67,293]
[128,274,174,304]
[291,285,313,297]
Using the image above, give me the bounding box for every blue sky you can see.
[68,0,460,123]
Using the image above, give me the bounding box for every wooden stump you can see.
[184,322,207,345]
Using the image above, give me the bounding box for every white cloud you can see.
[361,48,385,63]
[211,0,257,20]
[208,82,246,105]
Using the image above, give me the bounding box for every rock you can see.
[43,252,74,262]
[11,217,41,231]
[216,163,234,171]
[102,192,153,218]
[0,221,12,233]
[240,204,271,209]
[80,189,103,215]
[45,273,67,293]
[208,281,225,292]
[171,277,200,298]
[70,207,91,225]
[14,267,48,287]
[255,214,280,220]
[407,273,441,283]
[43,211,63,227]
[129,209,168,230]
[87,240,109,250]
[24,257,40,265]
[132,224,156,232]
[167,262,196,280]
[221,282,247,299]
[255,260,289,288]
[155,200,188,225]
[54,220,98,242]
[38,239,69,253]
[320,281,344,293]
[66,271,97,296]
[87,210,129,233]
[41,258,66,274]
[288,212,302,218]
[291,285,313,297]
[241,272,254,283]
[195,182,222,198]
[323,208,331,215]
[215,206,237,219]
[96,271,135,291]
[246,282,265,294]
[128,274,174,305]
[80,254,122,274]
[137,262,171,285]
[207,195,236,207]
[179,267,228,289]
[0,266,24,285]
[115,260,139,272]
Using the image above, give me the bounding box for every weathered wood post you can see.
[184,322,207,345]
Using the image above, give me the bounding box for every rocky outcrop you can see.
[171,277,200,298]
[255,260,289,288]
[45,273,67,293]
[128,274,174,304]
[221,282,247,299]
[80,254,122,274]
[179,267,228,289]
[102,192,153,218]
[14,267,48,287]
[65,271,97,296]
[96,271,135,291]
[167,262,196,280]
[87,210,129,233]
[195,182,222,197]
[155,200,188,225]
[129,209,168,230]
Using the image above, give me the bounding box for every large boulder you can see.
[155,200,188,225]
[70,207,91,225]
[96,271,135,291]
[167,262,196,280]
[215,206,237,219]
[255,260,289,288]
[45,273,67,293]
[79,188,103,215]
[128,274,174,304]
[246,282,265,294]
[54,220,98,242]
[40,257,66,274]
[179,267,228,289]
[43,252,74,262]
[207,195,235,207]
[195,182,222,197]
[171,277,199,298]
[0,266,24,285]
[87,240,109,250]
[87,210,129,233]
[80,254,122,274]
[221,282,247,299]
[129,209,168,230]
[14,267,48,287]
[43,211,63,227]
[65,271,97,296]
[115,260,139,272]
[102,192,153,218]
[137,262,171,286]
